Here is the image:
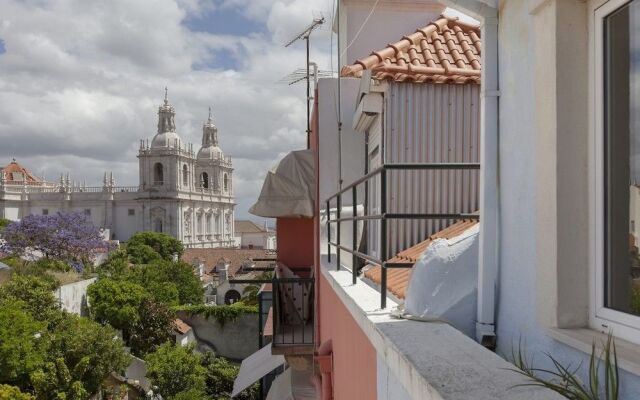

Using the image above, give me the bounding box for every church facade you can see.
[0,90,235,248]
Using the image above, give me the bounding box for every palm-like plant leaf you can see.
[508,333,619,400]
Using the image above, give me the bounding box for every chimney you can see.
[216,258,229,282]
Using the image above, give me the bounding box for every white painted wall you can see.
[55,277,97,316]
[376,353,411,400]
[493,0,640,397]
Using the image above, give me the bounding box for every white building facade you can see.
[0,90,235,248]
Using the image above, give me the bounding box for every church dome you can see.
[150,87,182,149]
[197,145,224,160]
[152,130,181,148]
[196,108,224,161]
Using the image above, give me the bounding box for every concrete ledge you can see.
[320,255,564,400]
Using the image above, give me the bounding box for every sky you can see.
[0,0,336,220]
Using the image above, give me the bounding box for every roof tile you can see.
[363,220,479,299]
[341,16,481,84]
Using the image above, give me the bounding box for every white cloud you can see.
[0,0,333,219]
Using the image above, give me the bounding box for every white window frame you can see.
[591,0,640,343]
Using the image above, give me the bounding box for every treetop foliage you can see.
[127,232,184,261]
[0,212,109,270]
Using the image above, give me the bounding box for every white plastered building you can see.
[0,90,235,248]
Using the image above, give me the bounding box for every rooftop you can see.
[234,220,268,234]
[363,220,479,299]
[182,248,275,282]
[341,16,481,84]
[1,159,46,185]
[174,318,192,335]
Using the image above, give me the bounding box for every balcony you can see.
[325,162,480,308]
[270,274,314,355]
[230,263,314,356]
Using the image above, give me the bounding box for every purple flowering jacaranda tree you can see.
[0,211,109,266]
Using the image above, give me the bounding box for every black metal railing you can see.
[230,265,315,349]
[325,162,480,308]
[271,277,314,347]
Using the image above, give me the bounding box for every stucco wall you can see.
[56,277,96,316]
[318,273,377,400]
[495,0,640,397]
[176,311,258,361]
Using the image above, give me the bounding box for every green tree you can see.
[32,313,130,399]
[126,243,163,265]
[145,343,206,399]
[0,275,59,320]
[0,218,11,232]
[0,384,34,400]
[87,278,149,333]
[127,232,184,261]
[202,352,258,400]
[129,299,176,357]
[129,261,202,306]
[0,299,47,387]
[98,248,130,277]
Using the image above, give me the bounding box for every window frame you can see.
[591,0,640,343]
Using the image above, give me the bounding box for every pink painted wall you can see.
[276,217,314,269]
[318,272,377,400]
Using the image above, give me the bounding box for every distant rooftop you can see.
[234,220,271,233]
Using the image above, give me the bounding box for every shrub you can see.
[127,232,184,261]
[0,384,34,400]
[174,303,258,328]
[87,278,149,332]
[145,343,206,399]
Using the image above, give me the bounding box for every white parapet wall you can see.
[55,277,97,316]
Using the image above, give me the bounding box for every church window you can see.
[153,218,163,233]
[154,163,164,185]
[128,209,135,216]
[202,172,209,189]
[182,164,188,186]
[223,173,228,192]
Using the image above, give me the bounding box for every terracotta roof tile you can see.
[1,159,44,184]
[363,220,479,299]
[182,248,275,281]
[341,16,481,84]
[174,318,192,334]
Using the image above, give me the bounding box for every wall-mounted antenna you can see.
[284,17,325,148]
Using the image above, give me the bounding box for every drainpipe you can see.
[476,13,500,348]
[441,0,500,347]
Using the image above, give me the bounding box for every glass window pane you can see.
[604,0,640,315]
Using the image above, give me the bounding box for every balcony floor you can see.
[272,323,314,355]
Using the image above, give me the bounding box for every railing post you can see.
[273,279,280,345]
[336,193,341,271]
[380,168,387,309]
[326,200,331,263]
[352,186,357,285]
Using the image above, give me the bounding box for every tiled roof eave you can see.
[341,15,481,85]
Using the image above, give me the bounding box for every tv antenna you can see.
[284,17,325,148]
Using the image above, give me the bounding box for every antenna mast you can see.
[284,17,325,148]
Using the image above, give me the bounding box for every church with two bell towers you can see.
[0,89,235,248]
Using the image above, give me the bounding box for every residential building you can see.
[174,318,197,347]
[234,0,640,399]
[234,220,276,250]
[0,90,235,248]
